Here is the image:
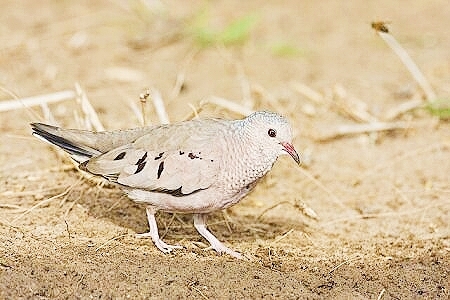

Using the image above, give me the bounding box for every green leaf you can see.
[270,42,304,57]
[218,14,259,45]
[426,98,450,119]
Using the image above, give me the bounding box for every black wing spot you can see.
[136,152,148,165]
[188,152,199,159]
[153,186,205,197]
[135,161,146,174]
[179,151,185,155]
[157,161,164,179]
[114,152,126,160]
[154,152,164,160]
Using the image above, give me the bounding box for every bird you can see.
[31,111,300,258]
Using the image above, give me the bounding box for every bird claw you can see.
[136,232,183,253]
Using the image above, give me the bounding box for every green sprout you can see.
[188,10,258,47]
[426,98,450,119]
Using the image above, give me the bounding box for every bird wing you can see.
[82,119,226,196]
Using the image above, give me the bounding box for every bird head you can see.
[243,111,301,165]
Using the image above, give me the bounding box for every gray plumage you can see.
[31,111,300,258]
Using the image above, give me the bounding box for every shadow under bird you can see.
[31,111,300,258]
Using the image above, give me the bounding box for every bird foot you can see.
[136,232,183,253]
[209,244,243,259]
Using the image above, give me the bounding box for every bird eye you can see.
[268,128,277,137]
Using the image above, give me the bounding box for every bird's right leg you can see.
[193,213,243,259]
[136,207,183,253]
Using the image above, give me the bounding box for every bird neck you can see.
[223,125,277,187]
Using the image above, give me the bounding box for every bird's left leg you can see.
[136,207,183,253]
[193,213,242,259]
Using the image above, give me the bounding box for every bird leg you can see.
[136,207,183,253]
[193,213,243,259]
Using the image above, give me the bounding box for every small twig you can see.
[95,233,128,252]
[105,195,126,212]
[1,187,61,198]
[315,121,427,142]
[257,201,292,221]
[63,189,84,218]
[201,96,254,116]
[139,89,150,126]
[256,200,318,221]
[289,81,324,104]
[271,228,294,244]
[170,49,198,100]
[127,99,145,126]
[301,232,317,247]
[64,220,72,239]
[0,90,76,112]
[11,179,81,224]
[63,199,78,218]
[373,23,436,101]
[0,218,15,228]
[377,288,386,300]
[150,88,170,124]
[297,167,347,209]
[328,254,362,275]
[40,102,58,125]
[321,200,450,227]
[182,103,205,121]
[171,72,186,100]
[332,84,379,123]
[75,274,85,292]
[268,247,274,264]
[0,203,24,210]
[224,212,236,234]
[11,189,70,224]
[187,103,200,119]
[75,83,105,131]
[174,214,188,227]
[188,281,209,300]
[161,214,177,239]
[384,98,424,120]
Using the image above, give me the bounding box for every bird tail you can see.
[31,123,102,163]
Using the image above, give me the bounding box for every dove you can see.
[31,111,300,258]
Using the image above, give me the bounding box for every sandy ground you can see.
[1,1,449,299]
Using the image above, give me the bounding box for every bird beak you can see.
[281,142,301,165]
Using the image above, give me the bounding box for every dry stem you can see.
[374,26,436,101]
[315,120,432,142]
[75,83,105,131]
[150,88,170,124]
[0,90,76,112]
[297,167,347,209]
[321,200,450,227]
[289,81,325,104]
[95,233,129,252]
[328,254,362,275]
[11,178,82,225]
[201,96,254,116]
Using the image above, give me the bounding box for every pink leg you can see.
[136,207,182,253]
[193,213,242,259]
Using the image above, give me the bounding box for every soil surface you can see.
[1,1,449,299]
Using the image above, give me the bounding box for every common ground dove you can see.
[31,111,300,258]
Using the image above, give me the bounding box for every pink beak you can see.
[281,142,301,165]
